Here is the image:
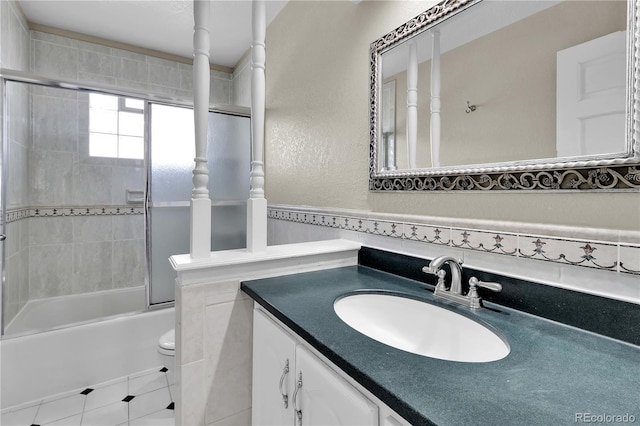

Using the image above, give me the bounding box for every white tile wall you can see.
[0,0,30,70]
[29,30,233,103]
[203,296,253,424]
[175,280,253,425]
[173,241,361,426]
[232,53,251,107]
[268,205,640,303]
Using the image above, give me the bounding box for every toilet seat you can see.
[158,329,175,356]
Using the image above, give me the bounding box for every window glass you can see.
[118,135,144,159]
[89,93,145,159]
[90,109,118,134]
[124,98,144,110]
[119,111,144,137]
[89,133,118,157]
[90,93,118,110]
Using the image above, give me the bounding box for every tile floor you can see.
[1,367,175,426]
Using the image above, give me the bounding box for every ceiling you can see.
[18,0,288,70]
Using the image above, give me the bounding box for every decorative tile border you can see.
[405,223,451,246]
[5,205,144,223]
[268,206,640,275]
[619,244,640,274]
[518,235,618,271]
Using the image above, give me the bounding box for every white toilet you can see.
[158,328,175,371]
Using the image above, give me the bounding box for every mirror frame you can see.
[368,0,640,191]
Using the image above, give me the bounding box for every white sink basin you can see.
[334,293,510,363]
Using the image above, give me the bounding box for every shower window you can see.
[89,93,145,159]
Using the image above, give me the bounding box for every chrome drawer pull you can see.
[293,371,303,425]
[278,359,290,408]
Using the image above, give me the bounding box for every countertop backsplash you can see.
[267,204,640,336]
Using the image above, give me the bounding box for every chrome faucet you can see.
[424,256,464,295]
[422,256,502,309]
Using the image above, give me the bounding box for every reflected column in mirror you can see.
[380,80,397,171]
[430,29,441,168]
[380,34,433,171]
[407,39,419,169]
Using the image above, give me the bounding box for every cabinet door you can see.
[252,309,296,425]
[294,345,378,425]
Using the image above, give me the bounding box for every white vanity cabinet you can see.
[252,308,380,425]
[253,307,297,425]
[294,345,378,425]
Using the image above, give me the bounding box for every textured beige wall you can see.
[265,0,639,232]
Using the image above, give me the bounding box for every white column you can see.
[406,39,418,169]
[247,0,267,252]
[190,0,211,259]
[430,29,441,168]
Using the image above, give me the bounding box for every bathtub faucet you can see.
[422,256,502,309]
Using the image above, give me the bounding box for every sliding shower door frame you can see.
[145,100,251,307]
[1,77,8,335]
[0,68,250,335]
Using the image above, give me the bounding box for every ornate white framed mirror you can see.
[369,0,640,191]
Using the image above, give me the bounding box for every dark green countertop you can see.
[241,266,640,426]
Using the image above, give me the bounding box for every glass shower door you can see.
[148,104,250,305]
[0,80,5,333]
[2,80,148,336]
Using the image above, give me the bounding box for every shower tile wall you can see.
[232,53,251,107]
[2,0,31,326]
[4,83,148,324]
[24,214,146,300]
[3,22,235,327]
[0,1,30,71]
[30,31,233,103]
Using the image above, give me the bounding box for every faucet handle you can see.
[467,277,501,309]
[434,269,447,291]
[469,277,502,292]
[422,266,447,289]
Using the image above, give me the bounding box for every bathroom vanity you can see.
[252,308,381,425]
[242,253,640,425]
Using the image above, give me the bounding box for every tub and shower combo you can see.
[0,70,251,410]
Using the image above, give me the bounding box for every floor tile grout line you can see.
[163,369,173,402]
[7,369,174,426]
[79,392,88,426]
[126,384,174,423]
[6,376,124,419]
[127,375,131,425]
[31,400,42,425]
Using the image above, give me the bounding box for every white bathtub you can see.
[4,286,148,335]
[1,303,174,408]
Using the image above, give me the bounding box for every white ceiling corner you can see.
[18,0,288,69]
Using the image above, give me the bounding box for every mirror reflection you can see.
[378,0,628,172]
